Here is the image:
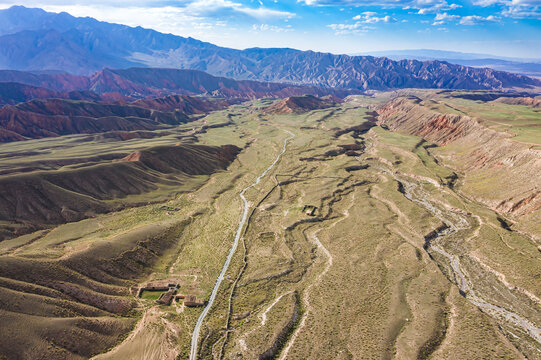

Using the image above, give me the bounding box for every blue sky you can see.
[1,0,540,58]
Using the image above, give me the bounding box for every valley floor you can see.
[1,96,540,359]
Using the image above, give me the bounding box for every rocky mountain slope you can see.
[363,49,541,78]
[0,82,59,106]
[0,69,357,142]
[85,68,354,98]
[0,82,129,107]
[0,6,539,91]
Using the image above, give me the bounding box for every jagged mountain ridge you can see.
[0,6,539,91]
[0,68,356,99]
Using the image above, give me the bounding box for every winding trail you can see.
[261,291,295,326]
[190,129,295,360]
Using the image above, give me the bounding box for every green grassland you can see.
[140,290,164,301]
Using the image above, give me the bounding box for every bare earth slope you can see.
[0,144,240,240]
[0,95,233,142]
[265,95,338,114]
[0,99,190,140]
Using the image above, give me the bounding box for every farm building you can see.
[137,280,180,300]
[184,294,205,307]
[156,290,176,306]
[303,205,317,216]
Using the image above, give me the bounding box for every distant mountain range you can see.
[360,50,541,78]
[0,6,539,91]
[0,67,355,106]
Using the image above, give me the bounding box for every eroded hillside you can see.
[377,92,541,236]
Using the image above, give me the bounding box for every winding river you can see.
[387,169,541,346]
[190,129,295,360]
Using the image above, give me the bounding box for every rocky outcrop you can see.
[377,97,476,145]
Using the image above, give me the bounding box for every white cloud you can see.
[31,5,206,33]
[2,2,291,43]
[353,12,397,23]
[432,12,459,24]
[238,7,295,18]
[185,0,294,19]
[416,2,461,14]
[329,10,396,35]
[300,0,461,13]
[473,0,541,19]
[435,12,459,20]
[184,0,295,19]
[459,14,499,24]
[501,3,541,18]
[251,23,293,32]
[327,22,374,35]
[328,23,364,30]
[0,0,295,20]
[473,0,502,5]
